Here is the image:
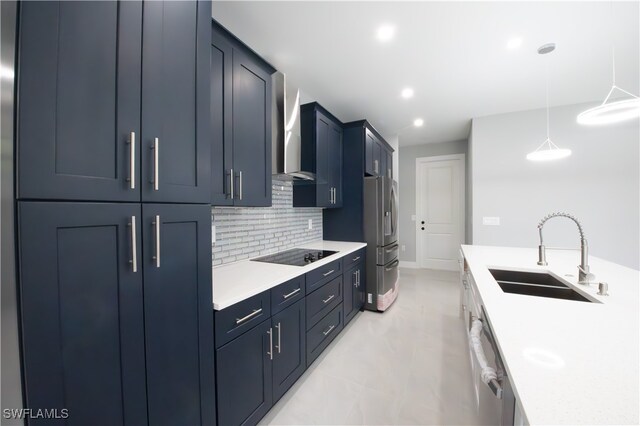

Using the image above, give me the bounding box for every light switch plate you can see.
[308,219,313,230]
[411,215,416,221]
[483,217,500,226]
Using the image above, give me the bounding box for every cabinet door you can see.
[217,320,273,426]
[328,122,343,208]
[386,150,393,179]
[373,141,382,176]
[365,130,376,176]
[18,1,141,202]
[356,262,366,311]
[141,0,211,203]
[19,202,147,425]
[142,204,215,426]
[232,49,272,207]
[272,300,306,402]
[211,28,234,206]
[343,268,356,323]
[315,115,331,207]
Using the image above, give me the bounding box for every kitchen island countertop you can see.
[461,245,639,425]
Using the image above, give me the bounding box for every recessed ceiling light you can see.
[413,118,424,127]
[401,88,414,99]
[376,24,395,42]
[506,37,523,50]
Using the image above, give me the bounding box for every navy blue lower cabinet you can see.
[18,202,148,425]
[344,261,365,325]
[216,319,273,426]
[272,300,306,403]
[306,305,343,367]
[141,203,215,426]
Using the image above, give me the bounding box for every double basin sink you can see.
[489,269,594,303]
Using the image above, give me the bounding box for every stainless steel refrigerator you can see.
[364,176,399,311]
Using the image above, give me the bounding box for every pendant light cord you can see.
[610,1,616,86]
[546,55,550,140]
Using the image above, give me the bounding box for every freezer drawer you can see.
[377,243,399,265]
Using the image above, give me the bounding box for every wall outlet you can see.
[483,217,501,226]
[411,215,416,221]
[401,245,406,252]
[212,225,216,243]
[308,219,313,230]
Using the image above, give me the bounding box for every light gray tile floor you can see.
[260,268,482,425]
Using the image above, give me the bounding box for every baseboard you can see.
[399,261,420,269]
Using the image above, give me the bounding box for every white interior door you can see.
[416,155,465,270]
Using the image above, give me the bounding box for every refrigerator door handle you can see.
[385,259,400,271]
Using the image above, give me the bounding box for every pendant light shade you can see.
[527,43,572,162]
[527,138,571,161]
[577,87,639,125]
[577,2,640,125]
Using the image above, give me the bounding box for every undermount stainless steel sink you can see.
[489,269,594,303]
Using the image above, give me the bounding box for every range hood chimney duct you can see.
[272,72,315,180]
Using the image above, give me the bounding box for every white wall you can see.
[471,102,639,269]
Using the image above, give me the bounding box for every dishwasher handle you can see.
[469,318,503,399]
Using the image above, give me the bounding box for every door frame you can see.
[415,153,466,270]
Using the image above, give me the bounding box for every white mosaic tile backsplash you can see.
[211,180,323,266]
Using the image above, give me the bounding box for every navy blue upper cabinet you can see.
[141,1,211,203]
[211,21,274,207]
[294,103,343,208]
[141,203,215,426]
[217,320,273,426]
[17,1,142,202]
[210,27,234,206]
[364,125,393,177]
[19,202,148,425]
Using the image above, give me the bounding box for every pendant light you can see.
[527,43,572,162]
[577,3,640,125]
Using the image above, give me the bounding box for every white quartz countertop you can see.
[213,240,367,310]
[461,245,639,425]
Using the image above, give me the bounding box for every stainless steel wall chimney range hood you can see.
[272,72,315,181]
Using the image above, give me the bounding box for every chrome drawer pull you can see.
[322,269,335,277]
[322,294,335,304]
[352,256,360,262]
[152,215,160,268]
[282,288,301,299]
[323,325,336,336]
[235,308,262,325]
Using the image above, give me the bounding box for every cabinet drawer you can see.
[215,291,271,348]
[306,304,343,367]
[271,275,306,315]
[343,248,365,270]
[306,258,343,294]
[306,276,342,330]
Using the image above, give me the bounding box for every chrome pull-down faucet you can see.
[537,212,594,284]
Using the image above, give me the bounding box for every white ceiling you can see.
[213,1,640,146]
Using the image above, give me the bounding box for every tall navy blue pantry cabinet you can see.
[16,1,215,425]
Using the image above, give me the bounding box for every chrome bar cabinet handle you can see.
[275,322,281,354]
[323,325,335,336]
[352,256,360,262]
[322,269,335,277]
[236,308,262,325]
[129,216,137,272]
[152,215,160,268]
[238,171,243,200]
[322,294,335,304]
[228,168,234,199]
[282,288,301,299]
[267,328,273,360]
[151,137,159,191]
[128,132,135,189]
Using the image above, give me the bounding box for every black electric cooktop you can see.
[252,248,338,267]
